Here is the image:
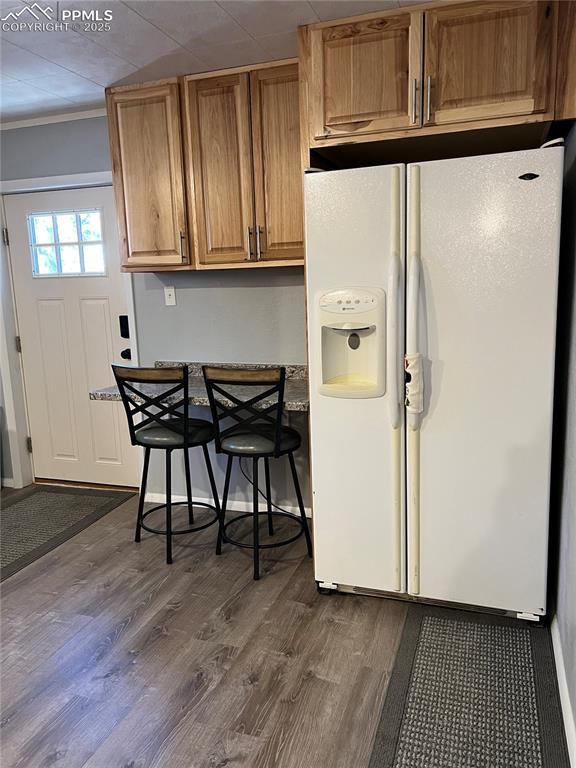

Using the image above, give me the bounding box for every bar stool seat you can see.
[203,365,312,580]
[136,418,214,448]
[220,425,301,456]
[112,365,223,564]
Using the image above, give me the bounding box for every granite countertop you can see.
[89,361,309,412]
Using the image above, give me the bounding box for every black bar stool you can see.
[113,365,222,564]
[202,366,312,580]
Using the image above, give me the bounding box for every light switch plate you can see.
[164,286,176,306]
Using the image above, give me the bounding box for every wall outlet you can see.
[164,286,176,306]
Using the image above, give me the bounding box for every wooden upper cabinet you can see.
[250,64,303,262]
[308,11,423,140]
[106,82,188,269]
[424,1,557,126]
[184,73,254,266]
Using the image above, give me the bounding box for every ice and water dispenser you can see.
[318,288,386,398]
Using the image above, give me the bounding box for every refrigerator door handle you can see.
[407,164,422,429]
[387,257,400,426]
[407,164,422,595]
[406,256,421,421]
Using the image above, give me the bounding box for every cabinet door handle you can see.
[247,226,254,260]
[411,78,418,124]
[179,231,186,260]
[255,226,263,261]
[425,75,432,123]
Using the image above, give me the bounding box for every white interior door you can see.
[4,186,139,487]
[406,148,564,616]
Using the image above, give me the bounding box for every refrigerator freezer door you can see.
[305,165,405,593]
[407,147,564,615]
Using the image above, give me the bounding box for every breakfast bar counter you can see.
[89,361,310,412]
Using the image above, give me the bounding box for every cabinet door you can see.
[555,0,576,120]
[185,73,254,266]
[309,11,423,140]
[106,82,188,268]
[250,65,303,263]
[424,1,557,126]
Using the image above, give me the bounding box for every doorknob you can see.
[120,348,131,360]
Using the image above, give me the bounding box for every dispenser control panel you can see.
[317,286,385,399]
[319,288,380,314]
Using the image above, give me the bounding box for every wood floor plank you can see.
[1,609,93,670]
[193,643,295,738]
[1,500,138,620]
[250,663,338,768]
[9,695,132,768]
[325,664,391,768]
[1,567,177,735]
[244,595,406,767]
[1,496,406,768]
[82,640,238,768]
[148,722,263,768]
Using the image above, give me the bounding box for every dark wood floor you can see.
[1,494,407,768]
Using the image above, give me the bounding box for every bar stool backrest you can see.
[202,366,286,457]
[112,365,189,446]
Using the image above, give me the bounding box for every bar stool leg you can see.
[184,448,194,525]
[252,457,260,580]
[166,449,173,564]
[264,457,274,536]
[135,447,151,543]
[288,452,312,558]
[219,455,233,553]
[203,444,223,555]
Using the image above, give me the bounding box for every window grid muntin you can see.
[27,208,105,277]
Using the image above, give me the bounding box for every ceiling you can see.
[0,0,418,124]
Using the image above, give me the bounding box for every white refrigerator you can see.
[304,147,564,620]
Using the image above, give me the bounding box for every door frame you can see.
[0,171,140,486]
[0,201,32,488]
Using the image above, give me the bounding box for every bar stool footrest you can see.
[141,501,218,536]
[223,510,305,550]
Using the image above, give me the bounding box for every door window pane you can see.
[79,211,101,241]
[60,245,81,273]
[27,209,106,277]
[56,214,77,243]
[83,244,105,273]
[35,246,57,274]
[32,215,54,245]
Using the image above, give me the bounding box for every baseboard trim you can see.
[551,616,576,766]
[34,478,139,493]
[144,492,312,518]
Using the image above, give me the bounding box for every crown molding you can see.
[0,108,107,131]
[0,171,112,194]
